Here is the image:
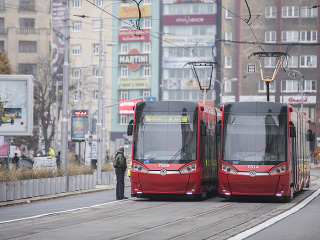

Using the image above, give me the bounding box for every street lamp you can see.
[97,1,121,184]
[214,77,238,105]
[288,69,304,113]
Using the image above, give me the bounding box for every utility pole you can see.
[61,1,69,192]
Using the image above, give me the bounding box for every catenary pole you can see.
[61,2,70,192]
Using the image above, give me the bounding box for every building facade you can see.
[220,0,319,141]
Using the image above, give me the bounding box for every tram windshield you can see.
[222,112,287,165]
[133,111,198,164]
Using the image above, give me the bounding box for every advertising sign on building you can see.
[162,36,214,47]
[119,48,150,71]
[118,29,150,42]
[163,14,215,25]
[162,57,212,68]
[0,75,34,136]
[119,5,151,18]
[118,77,150,90]
[71,110,89,142]
[119,99,143,115]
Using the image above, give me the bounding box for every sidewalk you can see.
[0,183,118,208]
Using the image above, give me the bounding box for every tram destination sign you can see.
[145,116,188,123]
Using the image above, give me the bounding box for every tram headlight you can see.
[221,164,238,174]
[180,163,197,173]
[269,165,286,175]
[133,163,148,173]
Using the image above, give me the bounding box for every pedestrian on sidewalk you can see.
[113,146,127,200]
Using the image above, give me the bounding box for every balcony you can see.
[17,28,39,35]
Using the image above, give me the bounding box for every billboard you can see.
[119,99,142,115]
[0,75,33,136]
[163,14,215,25]
[71,110,89,142]
[118,48,150,71]
[118,5,151,18]
[118,29,150,42]
[118,77,150,89]
[52,0,66,78]
[162,36,215,47]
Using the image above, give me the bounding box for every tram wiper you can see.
[168,144,189,163]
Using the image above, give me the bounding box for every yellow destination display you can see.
[146,116,188,123]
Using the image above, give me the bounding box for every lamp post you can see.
[288,69,304,113]
[214,77,237,105]
[97,1,121,184]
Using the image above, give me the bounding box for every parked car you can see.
[18,156,34,170]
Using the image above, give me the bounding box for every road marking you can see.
[0,198,132,225]
[228,187,320,240]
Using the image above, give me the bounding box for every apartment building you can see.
[220,0,319,140]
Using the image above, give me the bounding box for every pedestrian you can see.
[12,153,19,169]
[74,154,80,165]
[113,146,127,200]
[56,151,61,169]
[49,148,55,157]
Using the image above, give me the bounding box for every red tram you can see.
[127,101,221,199]
[218,102,313,201]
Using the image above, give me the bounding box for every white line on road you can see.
[0,198,132,225]
[228,188,320,240]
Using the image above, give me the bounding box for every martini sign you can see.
[118,48,149,71]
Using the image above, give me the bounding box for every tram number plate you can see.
[159,164,170,168]
[248,165,259,169]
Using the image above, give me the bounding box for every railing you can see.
[17,28,39,35]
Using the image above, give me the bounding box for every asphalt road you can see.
[0,168,319,240]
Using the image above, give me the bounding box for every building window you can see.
[300,55,317,68]
[142,66,151,77]
[71,44,81,55]
[0,41,4,51]
[143,18,152,29]
[120,43,128,53]
[264,57,276,68]
[120,67,128,77]
[93,20,101,31]
[265,31,276,42]
[19,18,34,28]
[19,41,37,52]
[142,41,151,52]
[225,32,232,42]
[18,63,37,75]
[72,21,82,32]
[282,6,299,18]
[281,80,299,92]
[224,56,232,68]
[283,56,298,68]
[265,6,276,18]
[259,81,275,92]
[92,65,99,77]
[19,0,35,11]
[0,18,4,34]
[142,0,152,4]
[300,31,317,42]
[282,31,298,42]
[143,90,151,100]
[72,0,82,8]
[71,68,81,78]
[224,80,232,92]
[0,0,4,11]
[301,6,318,18]
[304,80,316,92]
[93,43,99,55]
[120,90,128,100]
[93,90,98,101]
[225,7,232,19]
[119,115,128,125]
[93,0,102,7]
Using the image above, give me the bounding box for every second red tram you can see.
[127,101,221,199]
[218,102,313,201]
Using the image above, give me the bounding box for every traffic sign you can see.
[314,147,320,154]
[146,97,157,101]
